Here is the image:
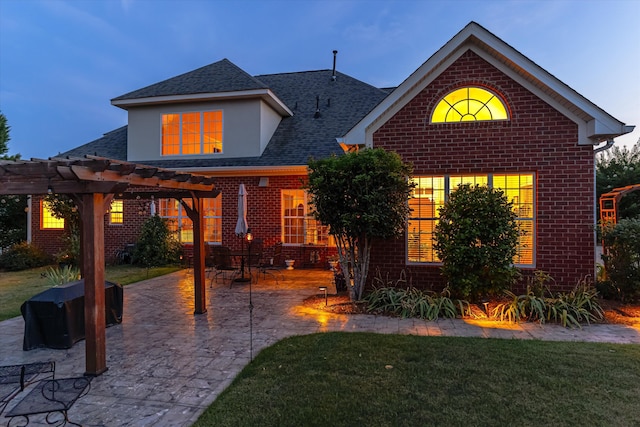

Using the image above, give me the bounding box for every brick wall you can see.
[31,175,321,268]
[371,50,595,292]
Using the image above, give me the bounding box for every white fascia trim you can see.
[168,165,309,177]
[112,89,293,117]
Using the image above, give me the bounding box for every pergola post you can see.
[183,195,207,314]
[81,193,108,376]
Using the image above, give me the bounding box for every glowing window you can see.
[408,173,534,266]
[162,111,223,155]
[41,201,64,229]
[158,197,222,244]
[281,190,333,246]
[431,87,508,123]
[109,200,124,224]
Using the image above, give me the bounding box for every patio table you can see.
[4,377,91,427]
[0,362,55,415]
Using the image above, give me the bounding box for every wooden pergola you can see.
[0,155,219,376]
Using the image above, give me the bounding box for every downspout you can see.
[593,139,614,273]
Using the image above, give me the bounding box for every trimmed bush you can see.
[601,219,640,302]
[434,184,520,301]
[0,241,51,271]
[133,215,182,268]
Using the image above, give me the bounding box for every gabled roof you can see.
[111,59,292,116]
[61,69,389,170]
[341,21,634,147]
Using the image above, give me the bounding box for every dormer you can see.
[111,59,292,162]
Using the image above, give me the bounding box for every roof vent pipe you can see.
[332,50,338,81]
[314,95,321,118]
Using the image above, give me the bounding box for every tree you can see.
[434,184,520,301]
[43,194,81,264]
[0,112,27,250]
[307,148,414,301]
[596,139,640,220]
[0,111,9,157]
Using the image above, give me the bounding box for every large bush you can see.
[133,215,182,268]
[601,218,640,302]
[434,184,520,301]
[0,241,51,271]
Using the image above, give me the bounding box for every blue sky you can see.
[1,0,638,160]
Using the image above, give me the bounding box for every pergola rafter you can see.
[0,155,218,376]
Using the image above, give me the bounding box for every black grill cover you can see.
[21,280,123,351]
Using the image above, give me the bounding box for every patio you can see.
[1,268,639,426]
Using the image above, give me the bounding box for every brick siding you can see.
[370,51,595,292]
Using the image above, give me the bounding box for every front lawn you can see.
[0,264,181,321]
[195,332,640,427]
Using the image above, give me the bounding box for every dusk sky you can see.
[1,0,638,160]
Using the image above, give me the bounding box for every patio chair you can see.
[247,238,264,283]
[208,246,239,288]
[257,242,285,284]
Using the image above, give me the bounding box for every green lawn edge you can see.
[195,332,640,427]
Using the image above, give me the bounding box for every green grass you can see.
[195,332,640,427]
[0,264,181,321]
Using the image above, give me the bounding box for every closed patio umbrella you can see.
[235,184,250,282]
[235,184,249,237]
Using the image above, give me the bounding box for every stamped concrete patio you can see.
[1,268,639,426]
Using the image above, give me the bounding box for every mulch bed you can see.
[303,293,640,326]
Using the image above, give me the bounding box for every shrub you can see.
[601,218,640,302]
[434,184,520,301]
[133,215,182,268]
[0,241,51,271]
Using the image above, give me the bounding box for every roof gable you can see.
[341,21,633,147]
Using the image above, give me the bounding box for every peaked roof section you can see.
[61,69,389,169]
[111,59,292,116]
[341,21,634,147]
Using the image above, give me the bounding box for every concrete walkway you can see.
[1,269,639,426]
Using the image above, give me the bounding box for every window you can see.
[41,200,64,229]
[158,197,222,243]
[281,190,332,245]
[162,111,223,155]
[431,87,508,123]
[408,173,534,266]
[109,200,124,224]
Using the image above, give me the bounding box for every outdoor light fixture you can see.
[246,229,253,242]
[319,286,328,306]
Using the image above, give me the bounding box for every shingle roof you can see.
[60,61,390,168]
[60,126,128,160]
[111,59,268,101]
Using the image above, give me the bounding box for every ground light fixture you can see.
[319,286,328,306]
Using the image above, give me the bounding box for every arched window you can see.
[431,87,509,123]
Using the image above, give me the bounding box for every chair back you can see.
[271,242,283,266]
[210,246,234,269]
[248,238,264,267]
